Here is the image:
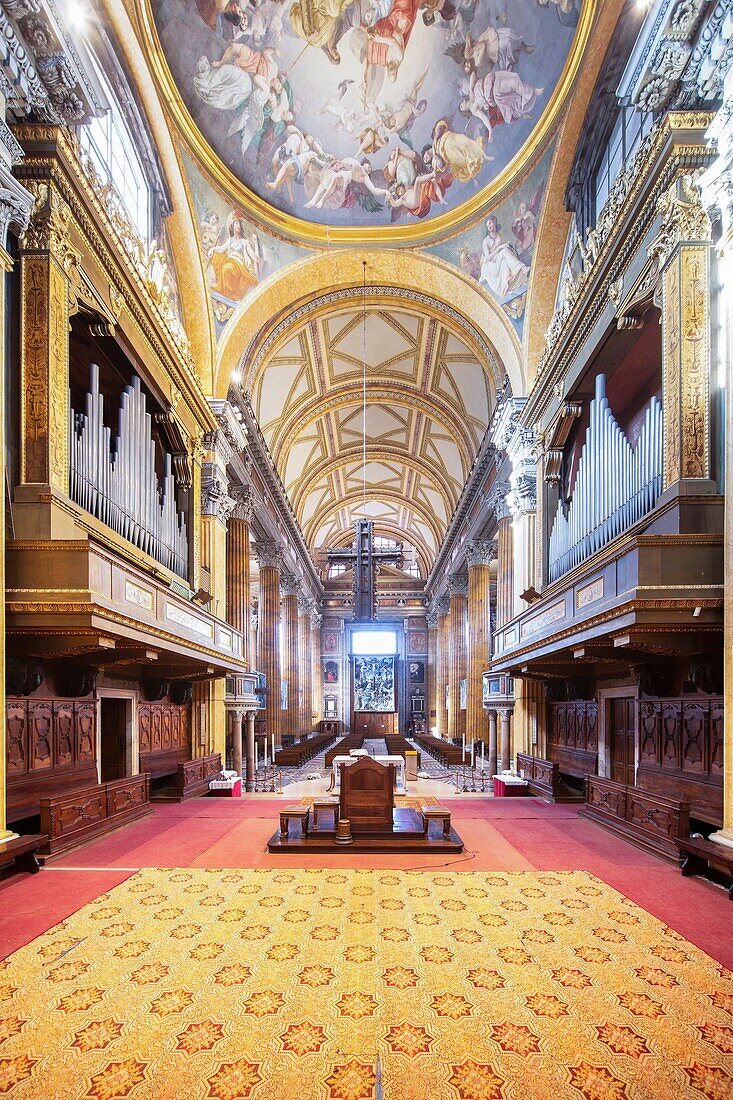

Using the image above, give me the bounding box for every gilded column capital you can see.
[465,539,498,569]
[21,180,72,261]
[254,540,283,571]
[448,573,468,599]
[648,174,712,271]
[280,571,299,598]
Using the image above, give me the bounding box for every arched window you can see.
[78,49,152,243]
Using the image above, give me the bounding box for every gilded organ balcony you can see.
[6,537,246,679]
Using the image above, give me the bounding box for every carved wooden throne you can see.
[339,756,395,834]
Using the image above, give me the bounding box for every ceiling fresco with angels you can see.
[153,0,581,228]
[246,301,494,567]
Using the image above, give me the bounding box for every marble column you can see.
[435,596,450,738]
[280,572,300,738]
[0,133,33,844]
[230,707,244,783]
[426,606,439,733]
[466,540,496,751]
[254,541,283,748]
[498,707,512,772]
[488,709,498,777]
[311,609,322,732]
[298,594,313,738]
[245,711,256,791]
[447,574,468,744]
[226,489,254,667]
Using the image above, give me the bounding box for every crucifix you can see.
[326,520,403,620]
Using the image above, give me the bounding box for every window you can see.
[351,630,397,655]
[593,106,654,222]
[78,51,151,243]
[328,563,347,578]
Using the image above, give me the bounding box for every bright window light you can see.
[351,630,397,655]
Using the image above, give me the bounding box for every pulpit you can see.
[339,756,394,834]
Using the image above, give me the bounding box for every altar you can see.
[327,753,406,795]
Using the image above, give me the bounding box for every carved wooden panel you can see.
[29,701,53,771]
[639,702,660,766]
[6,703,28,774]
[627,790,679,840]
[75,703,95,762]
[107,776,149,816]
[681,702,706,774]
[51,791,106,840]
[660,701,681,769]
[586,703,598,751]
[54,702,74,768]
[710,701,724,777]
[162,708,172,749]
[139,705,151,753]
[171,708,180,748]
[586,777,626,819]
[152,708,162,751]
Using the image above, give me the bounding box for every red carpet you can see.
[2,796,731,969]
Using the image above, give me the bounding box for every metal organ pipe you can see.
[69,363,189,579]
[547,373,662,583]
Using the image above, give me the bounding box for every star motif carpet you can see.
[1,868,731,1099]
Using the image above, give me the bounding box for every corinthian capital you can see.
[21,180,72,259]
[254,540,283,571]
[465,539,498,568]
[648,173,712,271]
[201,463,236,524]
[280,571,299,598]
[448,572,468,599]
[230,485,257,524]
[0,165,33,251]
[487,482,511,522]
[297,592,314,616]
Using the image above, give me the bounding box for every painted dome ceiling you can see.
[150,0,583,232]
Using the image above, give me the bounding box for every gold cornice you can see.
[134,0,597,247]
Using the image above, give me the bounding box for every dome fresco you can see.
[151,0,582,230]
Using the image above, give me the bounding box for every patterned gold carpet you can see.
[1,868,732,1099]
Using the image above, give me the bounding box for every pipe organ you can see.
[548,374,662,583]
[69,364,189,578]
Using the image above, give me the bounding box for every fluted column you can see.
[489,486,513,630]
[254,541,283,747]
[426,606,439,733]
[488,709,498,777]
[245,711,256,791]
[447,574,468,743]
[435,596,450,737]
[250,600,259,675]
[230,707,244,783]
[298,594,313,738]
[281,572,300,738]
[201,438,236,620]
[498,707,512,772]
[308,611,319,730]
[226,489,254,667]
[466,540,496,750]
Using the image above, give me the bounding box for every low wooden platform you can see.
[268,807,464,853]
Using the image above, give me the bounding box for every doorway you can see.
[100,698,128,782]
[607,696,635,786]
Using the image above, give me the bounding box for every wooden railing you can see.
[516,753,583,803]
[580,775,689,862]
[39,774,151,858]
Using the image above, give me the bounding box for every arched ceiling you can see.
[246,296,495,569]
[146,0,588,239]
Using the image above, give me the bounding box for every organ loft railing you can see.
[69,363,189,578]
[547,374,663,584]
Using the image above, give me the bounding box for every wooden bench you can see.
[0,834,47,875]
[279,805,310,839]
[422,806,452,839]
[312,799,339,829]
[677,836,733,900]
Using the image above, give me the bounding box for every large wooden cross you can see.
[327,520,403,620]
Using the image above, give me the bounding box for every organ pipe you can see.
[547,374,662,583]
[69,363,189,578]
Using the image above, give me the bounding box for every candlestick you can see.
[271,735,275,765]
[255,744,259,773]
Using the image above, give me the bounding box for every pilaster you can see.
[310,608,322,732]
[435,595,450,738]
[465,540,496,748]
[280,571,300,737]
[426,605,439,736]
[254,540,283,746]
[297,594,313,738]
[226,486,254,667]
[201,429,235,619]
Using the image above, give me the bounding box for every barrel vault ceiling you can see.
[247,300,495,572]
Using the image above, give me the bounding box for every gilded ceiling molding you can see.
[214,251,524,401]
[523,0,627,382]
[103,0,217,391]
[135,0,597,247]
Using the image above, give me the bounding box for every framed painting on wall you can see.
[324,660,339,684]
[353,656,395,712]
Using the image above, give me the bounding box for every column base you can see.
[708,828,733,851]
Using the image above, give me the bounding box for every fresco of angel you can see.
[459,67,543,137]
[267,125,329,201]
[432,118,487,183]
[479,213,528,299]
[303,156,388,210]
[452,24,534,74]
[510,182,544,261]
[206,211,263,301]
[377,68,428,149]
[288,0,360,64]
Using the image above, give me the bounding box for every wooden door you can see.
[100,699,127,782]
[608,697,635,786]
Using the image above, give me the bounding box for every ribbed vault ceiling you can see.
[247,295,498,571]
